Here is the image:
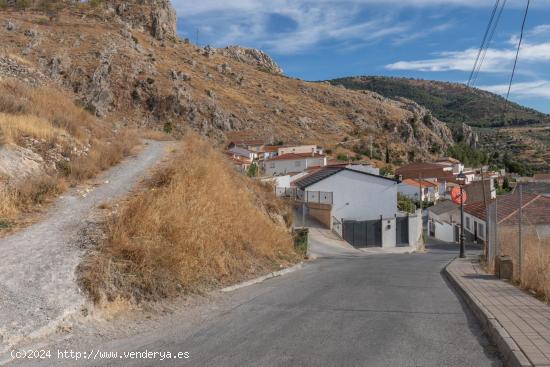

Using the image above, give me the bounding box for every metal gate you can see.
[396,216,409,246]
[342,219,382,248]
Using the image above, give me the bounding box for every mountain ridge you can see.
[327,76,550,128]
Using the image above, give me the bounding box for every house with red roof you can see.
[397,178,440,203]
[463,192,550,243]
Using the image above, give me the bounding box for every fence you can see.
[486,186,550,301]
[276,187,333,204]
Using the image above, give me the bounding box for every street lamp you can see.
[456,171,467,258]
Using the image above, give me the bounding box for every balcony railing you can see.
[276,187,333,204]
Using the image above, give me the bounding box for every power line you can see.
[471,0,507,86]
[502,0,531,120]
[467,0,500,87]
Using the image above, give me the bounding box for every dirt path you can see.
[0,141,171,356]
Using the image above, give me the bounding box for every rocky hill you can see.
[0,1,458,166]
[328,76,550,128]
[328,76,550,172]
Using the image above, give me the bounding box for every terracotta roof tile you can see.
[401,178,439,188]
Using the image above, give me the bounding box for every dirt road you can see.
[0,141,171,358]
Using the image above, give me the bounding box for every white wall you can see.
[264,157,326,176]
[408,211,423,249]
[429,215,456,242]
[263,175,291,188]
[306,170,398,221]
[278,145,321,155]
[463,212,486,241]
[381,218,396,248]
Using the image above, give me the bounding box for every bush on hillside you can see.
[79,135,299,303]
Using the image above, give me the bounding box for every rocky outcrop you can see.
[394,97,454,144]
[0,145,44,183]
[112,0,177,40]
[220,46,283,75]
[454,122,479,148]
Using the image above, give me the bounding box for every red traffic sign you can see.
[451,186,467,205]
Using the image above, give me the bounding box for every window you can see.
[478,222,485,239]
[465,217,471,230]
[295,160,302,167]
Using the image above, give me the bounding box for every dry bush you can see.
[67,130,140,182]
[498,226,550,302]
[80,134,298,303]
[0,184,18,219]
[0,79,110,142]
[0,113,68,145]
[0,79,139,220]
[139,129,174,141]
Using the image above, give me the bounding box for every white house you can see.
[398,178,440,203]
[227,146,257,161]
[294,167,399,221]
[292,167,421,248]
[428,201,460,243]
[278,145,323,156]
[434,157,464,174]
[263,153,327,176]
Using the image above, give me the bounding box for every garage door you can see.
[343,219,382,248]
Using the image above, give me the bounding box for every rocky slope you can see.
[329,76,550,171]
[328,76,550,128]
[0,1,454,164]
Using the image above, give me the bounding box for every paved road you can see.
[0,141,171,357]
[18,240,501,367]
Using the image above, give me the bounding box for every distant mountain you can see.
[327,76,550,128]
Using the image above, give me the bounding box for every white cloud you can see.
[386,41,550,72]
[478,80,550,99]
[172,0,525,54]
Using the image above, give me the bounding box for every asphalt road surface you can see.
[16,240,500,367]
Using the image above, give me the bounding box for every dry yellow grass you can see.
[0,113,68,145]
[498,227,550,302]
[0,185,17,219]
[79,134,298,303]
[0,79,139,222]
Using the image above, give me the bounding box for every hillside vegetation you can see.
[329,76,550,173]
[79,134,298,303]
[328,76,550,128]
[0,79,138,224]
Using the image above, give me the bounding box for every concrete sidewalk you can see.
[446,256,550,367]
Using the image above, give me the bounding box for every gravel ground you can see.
[0,141,171,358]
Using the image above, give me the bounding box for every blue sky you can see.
[173,1,550,113]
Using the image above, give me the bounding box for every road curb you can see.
[443,257,532,367]
[221,262,304,293]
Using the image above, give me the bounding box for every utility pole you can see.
[456,171,467,258]
[195,28,199,46]
[518,184,523,279]
[480,166,489,260]
[460,184,465,258]
[418,173,423,212]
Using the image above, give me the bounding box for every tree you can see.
[247,163,258,177]
[398,193,416,214]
